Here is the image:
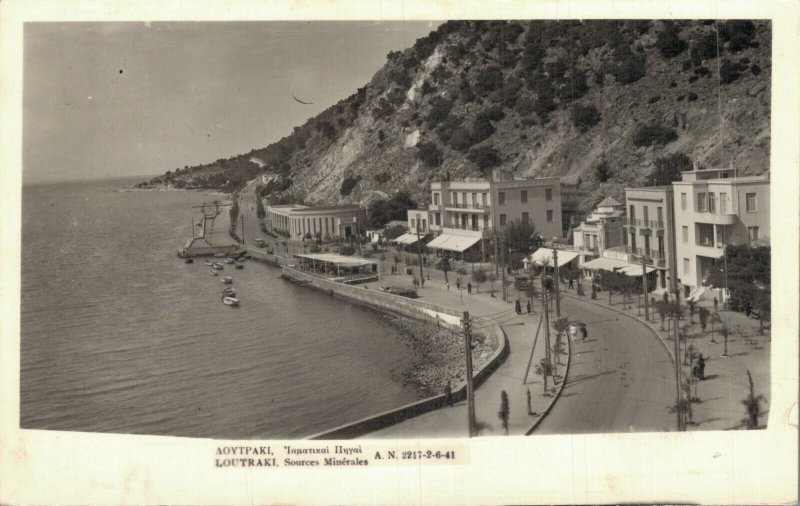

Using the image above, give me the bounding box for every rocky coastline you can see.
[383,314,498,398]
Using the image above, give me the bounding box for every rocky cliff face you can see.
[150,20,770,218]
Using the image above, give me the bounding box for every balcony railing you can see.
[626,218,664,229]
[544,241,598,255]
[445,202,491,211]
[446,223,488,232]
[609,245,666,266]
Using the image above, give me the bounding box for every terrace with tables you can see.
[291,253,379,284]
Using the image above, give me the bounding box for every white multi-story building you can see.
[672,167,770,298]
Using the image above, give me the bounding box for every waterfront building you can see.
[570,196,625,264]
[671,167,770,299]
[267,204,367,241]
[366,220,407,244]
[410,169,562,259]
[610,186,678,291]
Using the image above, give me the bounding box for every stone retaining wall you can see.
[306,326,510,439]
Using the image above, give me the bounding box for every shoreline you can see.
[382,314,497,398]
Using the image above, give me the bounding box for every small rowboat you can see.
[204,259,213,266]
[225,258,236,264]
[222,287,236,297]
[235,264,244,269]
[184,258,194,264]
[222,296,240,306]
[212,263,224,270]
[221,276,233,284]
[209,270,219,276]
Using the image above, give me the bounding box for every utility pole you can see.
[542,280,554,378]
[493,230,499,277]
[462,311,476,437]
[415,222,424,284]
[642,255,649,320]
[673,286,683,431]
[501,235,507,301]
[553,249,561,317]
[241,214,245,245]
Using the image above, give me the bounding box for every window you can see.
[682,226,688,243]
[521,190,528,203]
[629,205,636,221]
[643,205,649,223]
[471,193,477,205]
[746,193,757,212]
[696,223,714,247]
[681,193,687,211]
[522,212,530,222]
[433,193,440,205]
[481,193,488,206]
[708,192,716,213]
[434,213,441,225]
[499,214,507,226]
[422,219,427,232]
[696,192,706,212]
[546,210,554,222]
[483,215,489,228]
[545,188,552,201]
[719,192,728,213]
[656,207,663,226]
[683,258,691,274]
[748,226,759,241]
[498,192,506,205]
[410,219,416,230]
[451,192,458,205]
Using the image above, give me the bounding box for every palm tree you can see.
[742,370,766,429]
[551,316,570,366]
[709,312,722,343]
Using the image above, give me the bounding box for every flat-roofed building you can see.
[672,167,770,298]
[613,186,678,291]
[413,169,562,258]
[267,204,367,241]
[571,196,625,264]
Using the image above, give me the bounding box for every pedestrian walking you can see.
[444,381,453,406]
[580,325,588,342]
[467,282,472,294]
[456,278,461,290]
[526,300,531,314]
[420,277,425,288]
[515,300,521,314]
[713,296,719,312]
[427,272,431,281]
[569,278,574,290]
[446,282,450,291]
[568,324,577,344]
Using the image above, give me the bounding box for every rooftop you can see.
[596,196,622,207]
[290,204,364,213]
[293,253,377,267]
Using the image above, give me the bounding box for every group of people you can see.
[514,299,532,315]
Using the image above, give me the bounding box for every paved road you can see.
[535,296,678,434]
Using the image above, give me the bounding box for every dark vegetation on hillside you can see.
[142,19,768,225]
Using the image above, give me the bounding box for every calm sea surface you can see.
[20,178,419,439]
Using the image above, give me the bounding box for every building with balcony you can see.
[571,196,625,264]
[672,168,770,298]
[615,186,677,290]
[410,169,562,258]
[266,204,367,241]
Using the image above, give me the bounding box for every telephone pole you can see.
[553,249,561,317]
[241,214,245,245]
[541,279,554,378]
[642,255,649,320]
[415,223,424,283]
[462,311,476,437]
[673,286,683,431]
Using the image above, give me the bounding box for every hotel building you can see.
[412,169,562,258]
[570,196,625,263]
[266,204,367,241]
[671,167,770,298]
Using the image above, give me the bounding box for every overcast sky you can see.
[23,21,439,184]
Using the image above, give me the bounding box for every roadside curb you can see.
[562,292,676,363]
[525,321,571,435]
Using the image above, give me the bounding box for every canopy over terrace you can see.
[393,233,421,245]
[426,234,481,253]
[580,256,656,277]
[523,247,580,269]
[292,253,378,283]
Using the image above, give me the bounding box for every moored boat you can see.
[221,276,233,284]
[185,258,194,264]
[209,270,219,276]
[222,296,240,306]
[204,259,213,266]
[212,262,224,270]
[225,257,235,264]
[235,264,244,269]
[222,287,236,297]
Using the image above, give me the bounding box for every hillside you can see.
[142,20,770,221]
